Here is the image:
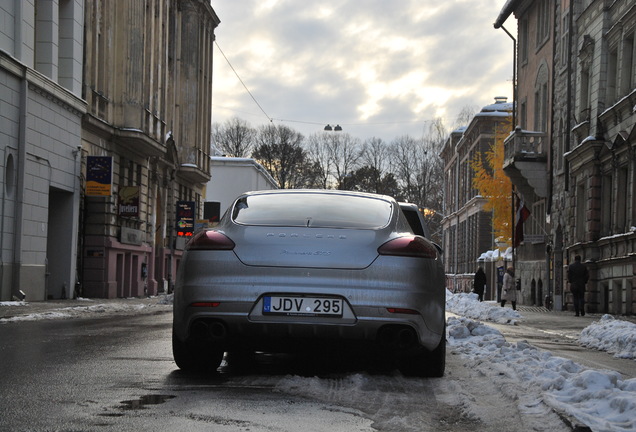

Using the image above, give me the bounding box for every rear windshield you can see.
[232,193,393,229]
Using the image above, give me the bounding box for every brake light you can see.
[387,307,420,315]
[190,302,221,308]
[186,230,235,251]
[378,236,438,259]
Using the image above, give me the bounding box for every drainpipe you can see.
[565,0,574,192]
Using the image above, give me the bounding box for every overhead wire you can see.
[214,41,457,130]
[214,41,273,123]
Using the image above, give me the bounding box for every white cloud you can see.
[211,0,516,141]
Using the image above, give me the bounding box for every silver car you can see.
[172,189,446,376]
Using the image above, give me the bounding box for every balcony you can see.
[178,147,211,184]
[502,127,548,198]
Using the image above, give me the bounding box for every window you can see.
[536,0,550,48]
[579,66,591,121]
[520,99,527,130]
[601,174,612,236]
[607,47,618,103]
[620,33,634,96]
[520,17,529,64]
[534,85,548,132]
[576,182,586,241]
[561,11,569,68]
[232,192,393,229]
[616,167,628,233]
[534,64,549,132]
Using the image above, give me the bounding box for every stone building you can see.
[440,98,513,298]
[495,0,636,315]
[495,0,553,309]
[0,0,86,301]
[80,0,220,298]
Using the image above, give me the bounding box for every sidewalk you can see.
[0,295,173,323]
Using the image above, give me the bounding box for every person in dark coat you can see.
[567,255,589,316]
[473,267,487,302]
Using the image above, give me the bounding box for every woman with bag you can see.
[501,266,517,310]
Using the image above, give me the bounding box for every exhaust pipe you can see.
[190,320,227,341]
[377,326,418,350]
[191,321,209,340]
[208,321,227,340]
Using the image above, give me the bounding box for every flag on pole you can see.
[514,197,530,247]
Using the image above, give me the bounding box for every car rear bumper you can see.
[174,302,444,353]
[173,252,445,352]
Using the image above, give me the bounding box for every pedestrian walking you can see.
[567,255,589,316]
[473,267,487,302]
[501,266,517,310]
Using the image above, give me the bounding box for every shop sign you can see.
[86,156,113,196]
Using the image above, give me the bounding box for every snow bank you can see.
[446,289,521,325]
[448,316,636,432]
[579,314,636,360]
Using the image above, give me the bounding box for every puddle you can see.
[119,394,176,410]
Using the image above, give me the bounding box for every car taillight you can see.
[386,307,420,315]
[378,236,438,259]
[190,302,221,308]
[186,230,235,250]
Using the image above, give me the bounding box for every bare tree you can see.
[253,124,317,189]
[453,105,479,130]
[326,132,361,190]
[213,117,256,158]
[306,133,334,189]
[360,137,391,193]
[389,135,422,202]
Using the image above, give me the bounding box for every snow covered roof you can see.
[477,247,513,262]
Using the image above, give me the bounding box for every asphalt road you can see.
[0,298,633,431]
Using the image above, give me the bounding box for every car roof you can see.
[241,189,397,202]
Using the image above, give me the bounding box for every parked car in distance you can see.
[172,189,446,376]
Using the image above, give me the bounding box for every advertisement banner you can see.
[118,186,140,217]
[176,201,195,237]
[86,156,113,196]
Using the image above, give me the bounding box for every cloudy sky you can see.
[211,1,515,143]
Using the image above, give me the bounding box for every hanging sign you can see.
[86,156,113,196]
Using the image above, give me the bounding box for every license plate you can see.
[263,296,343,317]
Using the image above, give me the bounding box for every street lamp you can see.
[324,124,342,131]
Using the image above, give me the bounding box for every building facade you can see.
[0,0,86,301]
[205,156,279,220]
[495,0,553,309]
[80,0,220,298]
[440,98,513,298]
[495,0,636,315]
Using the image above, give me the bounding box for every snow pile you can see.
[0,297,170,323]
[445,289,521,325]
[158,293,174,305]
[446,289,636,358]
[579,314,636,360]
[448,316,636,432]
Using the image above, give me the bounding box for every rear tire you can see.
[172,331,224,373]
[398,333,446,378]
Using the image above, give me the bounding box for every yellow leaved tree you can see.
[470,120,512,245]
